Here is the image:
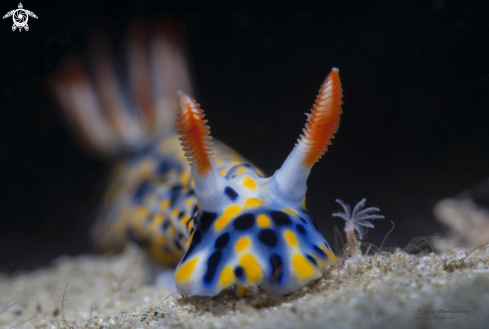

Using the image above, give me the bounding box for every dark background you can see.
[1,0,488,273]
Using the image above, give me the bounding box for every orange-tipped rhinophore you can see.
[176,91,214,176]
[297,68,343,168]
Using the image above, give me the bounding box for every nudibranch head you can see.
[174,68,343,296]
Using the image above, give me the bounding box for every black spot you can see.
[187,190,195,196]
[314,245,327,258]
[233,213,255,230]
[200,212,217,231]
[133,180,151,202]
[299,217,307,224]
[270,211,292,226]
[306,254,318,266]
[192,205,199,216]
[174,239,183,250]
[312,220,321,232]
[162,221,171,230]
[234,266,244,278]
[214,233,230,249]
[224,187,239,201]
[182,230,201,262]
[126,228,137,242]
[296,224,306,236]
[258,229,278,247]
[156,161,170,174]
[186,217,194,230]
[204,250,222,283]
[169,186,182,207]
[243,164,252,167]
[324,241,332,253]
[178,211,185,219]
[270,254,283,283]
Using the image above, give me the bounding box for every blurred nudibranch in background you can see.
[48,18,352,297]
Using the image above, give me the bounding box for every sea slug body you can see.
[50,19,342,297]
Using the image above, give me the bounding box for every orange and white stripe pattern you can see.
[176,91,215,176]
[295,68,343,168]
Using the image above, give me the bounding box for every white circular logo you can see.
[3,3,38,32]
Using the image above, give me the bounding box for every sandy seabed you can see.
[1,245,488,329]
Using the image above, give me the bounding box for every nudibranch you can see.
[172,69,342,296]
[50,19,343,297]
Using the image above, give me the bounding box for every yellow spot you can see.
[181,171,190,184]
[150,245,174,265]
[167,226,176,238]
[182,215,190,224]
[171,208,180,219]
[187,220,194,234]
[175,257,198,282]
[218,266,235,288]
[185,198,192,209]
[282,208,298,216]
[149,235,174,265]
[236,285,248,297]
[245,198,264,208]
[160,200,170,211]
[135,207,150,219]
[284,230,298,247]
[153,214,164,223]
[134,160,155,179]
[257,214,271,227]
[219,170,226,175]
[215,205,241,231]
[321,244,338,263]
[130,208,150,234]
[154,235,167,245]
[243,177,257,189]
[292,254,317,279]
[235,237,250,252]
[302,197,306,208]
[237,167,245,173]
[240,254,262,282]
[185,231,194,249]
[180,216,190,231]
[148,214,164,234]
